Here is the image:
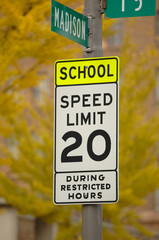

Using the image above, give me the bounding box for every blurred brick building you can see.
[1,1,159,240]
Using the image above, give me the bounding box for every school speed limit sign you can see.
[53,57,119,205]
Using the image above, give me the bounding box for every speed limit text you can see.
[60,92,113,126]
[60,92,112,108]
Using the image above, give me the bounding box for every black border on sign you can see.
[54,57,119,86]
[53,170,118,205]
[53,82,119,205]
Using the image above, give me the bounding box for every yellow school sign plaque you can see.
[54,57,119,86]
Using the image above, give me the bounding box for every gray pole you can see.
[83,0,103,57]
[82,0,103,240]
[82,204,102,240]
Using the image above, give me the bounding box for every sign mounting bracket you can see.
[100,0,107,14]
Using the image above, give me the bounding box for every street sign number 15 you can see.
[105,0,156,18]
[122,0,142,12]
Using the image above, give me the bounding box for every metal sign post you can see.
[82,0,103,239]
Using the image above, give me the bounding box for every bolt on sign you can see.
[51,0,88,47]
[53,57,119,205]
[105,0,156,18]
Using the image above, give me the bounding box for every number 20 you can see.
[122,0,142,12]
[61,130,111,163]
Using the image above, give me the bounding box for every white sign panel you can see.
[55,84,117,172]
[54,83,118,204]
[55,171,117,204]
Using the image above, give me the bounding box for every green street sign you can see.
[105,0,156,18]
[51,1,88,47]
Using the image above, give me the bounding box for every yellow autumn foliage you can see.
[0,1,159,240]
